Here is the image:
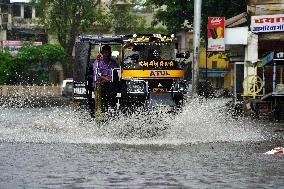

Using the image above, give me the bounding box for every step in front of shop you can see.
[257,101,273,120]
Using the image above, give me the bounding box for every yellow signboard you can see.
[152,88,168,92]
[121,70,184,78]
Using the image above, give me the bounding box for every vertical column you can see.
[8,5,12,29]
[245,31,258,77]
[234,63,237,103]
[0,6,2,25]
[0,30,6,41]
[0,7,7,40]
[20,4,24,18]
[273,61,276,92]
[32,7,36,19]
[192,0,202,97]
[262,66,265,95]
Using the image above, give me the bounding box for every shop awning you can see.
[199,69,228,77]
[31,66,48,71]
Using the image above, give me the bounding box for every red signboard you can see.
[251,14,284,33]
[207,17,225,51]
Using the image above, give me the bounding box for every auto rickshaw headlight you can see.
[172,80,187,93]
[178,82,186,92]
[126,80,146,93]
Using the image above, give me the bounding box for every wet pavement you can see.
[0,99,283,188]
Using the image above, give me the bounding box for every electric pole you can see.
[192,0,202,97]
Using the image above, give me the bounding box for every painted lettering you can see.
[154,61,159,67]
[137,60,176,68]
[211,17,222,24]
[276,17,284,22]
[155,71,160,76]
[149,70,171,77]
[270,26,277,30]
[254,18,264,24]
[264,18,275,23]
[276,52,284,59]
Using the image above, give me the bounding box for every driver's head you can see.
[102,45,111,56]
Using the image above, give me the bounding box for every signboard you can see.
[251,14,284,33]
[207,17,225,51]
[274,51,284,60]
[121,70,184,78]
[224,27,248,45]
[0,41,22,56]
[138,60,175,68]
[262,51,274,67]
[73,82,87,100]
[261,51,284,67]
[0,40,42,56]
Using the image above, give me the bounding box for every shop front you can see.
[260,51,284,120]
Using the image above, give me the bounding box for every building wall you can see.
[199,49,231,89]
[224,70,233,90]
[248,0,284,15]
[199,50,228,69]
[0,2,38,27]
[0,30,6,40]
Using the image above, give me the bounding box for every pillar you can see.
[245,31,258,77]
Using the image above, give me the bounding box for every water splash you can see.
[0,98,270,145]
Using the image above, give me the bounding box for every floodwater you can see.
[0,98,283,189]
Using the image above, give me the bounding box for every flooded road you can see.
[0,99,283,188]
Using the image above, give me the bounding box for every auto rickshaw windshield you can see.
[123,43,176,67]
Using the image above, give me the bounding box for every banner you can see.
[207,17,225,51]
[0,40,42,56]
[251,14,284,33]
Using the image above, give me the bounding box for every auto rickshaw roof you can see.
[76,35,123,44]
[75,34,175,45]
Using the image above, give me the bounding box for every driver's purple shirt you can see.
[93,58,119,81]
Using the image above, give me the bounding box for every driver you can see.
[93,45,119,111]
[93,45,119,82]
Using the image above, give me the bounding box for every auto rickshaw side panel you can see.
[73,41,91,109]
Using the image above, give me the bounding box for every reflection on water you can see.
[0,98,283,188]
